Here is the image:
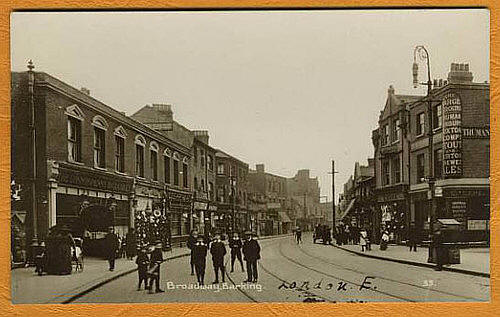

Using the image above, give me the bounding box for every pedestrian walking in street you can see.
[380,230,389,251]
[105,227,119,271]
[192,236,208,285]
[136,246,149,290]
[360,228,368,252]
[408,223,418,252]
[148,240,164,293]
[295,227,302,244]
[126,228,137,260]
[187,230,198,276]
[243,231,261,283]
[210,231,226,284]
[366,227,372,251]
[229,232,245,273]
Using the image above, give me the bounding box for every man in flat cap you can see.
[210,231,226,284]
[242,231,261,283]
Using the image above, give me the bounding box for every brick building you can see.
[372,86,422,243]
[247,164,291,236]
[286,169,321,231]
[408,63,490,242]
[11,67,192,258]
[215,150,249,234]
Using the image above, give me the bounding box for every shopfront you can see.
[376,188,409,243]
[166,187,192,244]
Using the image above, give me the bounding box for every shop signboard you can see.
[467,219,487,231]
[442,92,463,177]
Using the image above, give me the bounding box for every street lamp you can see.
[413,45,436,259]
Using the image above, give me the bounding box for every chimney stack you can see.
[193,130,209,145]
[256,164,265,173]
[80,87,90,95]
[448,63,473,83]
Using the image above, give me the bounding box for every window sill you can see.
[115,170,127,176]
[433,127,442,133]
[93,166,107,171]
[67,160,84,166]
[135,176,146,180]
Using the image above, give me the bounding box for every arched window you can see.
[173,152,180,186]
[163,148,171,184]
[150,141,159,181]
[182,156,189,188]
[135,135,146,177]
[66,105,84,163]
[114,126,126,172]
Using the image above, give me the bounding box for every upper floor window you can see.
[92,116,108,169]
[433,104,442,130]
[194,146,198,164]
[217,162,225,175]
[382,160,390,186]
[182,157,189,188]
[207,154,214,171]
[66,105,84,163]
[200,150,205,169]
[135,135,146,178]
[392,118,400,142]
[416,153,425,183]
[164,148,171,184]
[416,112,425,136]
[434,148,443,179]
[381,124,389,146]
[150,142,159,181]
[392,156,401,184]
[173,152,180,186]
[208,182,214,200]
[114,126,126,173]
[67,117,82,163]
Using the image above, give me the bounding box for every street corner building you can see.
[11,67,195,261]
[369,63,489,244]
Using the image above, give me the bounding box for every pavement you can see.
[11,246,191,304]
[332,242,489,277]
[11,233,292,304]
[71,233,489,303]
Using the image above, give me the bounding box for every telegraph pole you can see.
[329,160,339,229]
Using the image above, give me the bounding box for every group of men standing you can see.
[187,230,261,285]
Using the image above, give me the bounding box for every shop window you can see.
[67,116,82,162]
[382,160,390,186]
[417,153,425,183]
[392,156,401,184]
[416,112,425,136]
[392,118,400,142]
[433,104,442,130]
[434,148,443,179]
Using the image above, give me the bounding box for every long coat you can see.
[242,238,261,262]
[192,243,208,265]
[210,240,226,266]
[105,232,119,257]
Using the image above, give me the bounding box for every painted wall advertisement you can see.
[442,92,463,177]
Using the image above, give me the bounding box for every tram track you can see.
[296,242,485,302]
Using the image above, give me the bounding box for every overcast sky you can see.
[10,9,489,202]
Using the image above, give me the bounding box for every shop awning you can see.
[279,212,292,223]
[339,198,356,221]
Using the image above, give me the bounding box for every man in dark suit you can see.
[148,240,164,293]
[192,236,208,285]
[210,232,226,284]
[242,231,261,283]
[229,232,244,273]
[105,226,119,271]
[187,230,198,276]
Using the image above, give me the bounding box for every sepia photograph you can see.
[9,8,490,304]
